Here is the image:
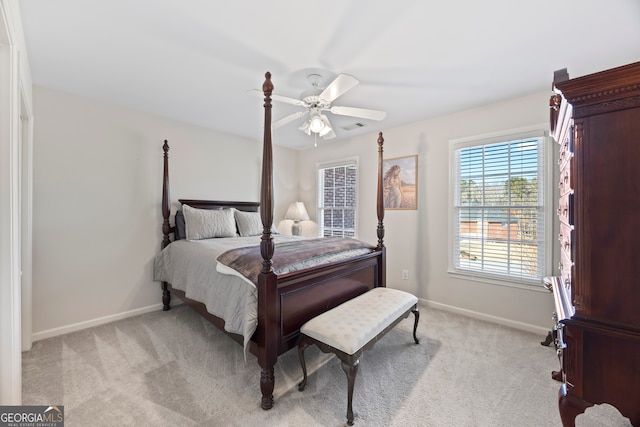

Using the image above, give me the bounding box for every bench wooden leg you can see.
[412,305,420,344]
[341,358,360,426]
[298,340,311,391]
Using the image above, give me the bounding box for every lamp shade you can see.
[318,114,333,137]
[285,201,309,221]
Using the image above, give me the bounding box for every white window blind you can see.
[318,160,358,238]
[451,131,549,285]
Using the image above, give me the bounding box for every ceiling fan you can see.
[252,73,386,140]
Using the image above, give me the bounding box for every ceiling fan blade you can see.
[319,74,359,103]
[273,111,306,129]
[273,94,306,106]
[330,105,386,121]
[247,89,305,106]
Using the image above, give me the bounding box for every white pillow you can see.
[183,205,237,240]
[234,210,263,237]
[234,209,279,237]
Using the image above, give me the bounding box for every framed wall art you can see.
[383,155,418,210]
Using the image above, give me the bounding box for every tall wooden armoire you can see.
[549,62,640,427]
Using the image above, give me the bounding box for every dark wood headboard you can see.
[164,200,260,244]
[178,199,259,212]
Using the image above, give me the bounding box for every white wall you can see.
[298,90,556,333]
[0,0,33,405]
[31,86,297,338]
[30,83,556,343]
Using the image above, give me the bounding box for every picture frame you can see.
[383,155,418,210]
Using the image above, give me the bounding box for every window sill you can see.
[447,269,549,293]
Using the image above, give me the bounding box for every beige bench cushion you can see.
[300,287,418,355]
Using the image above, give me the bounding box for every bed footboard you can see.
[277,250,385,352]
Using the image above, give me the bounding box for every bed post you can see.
[376,132,385,249]
[161,140,172,310]
[376,132,387,287]
[162,140,171,249]
[257,71,277,410]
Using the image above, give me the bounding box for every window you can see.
[450,128,551,286]
[317,159,358,238]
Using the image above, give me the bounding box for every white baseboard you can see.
[31,303,166,342]
[30,299,548,343]
[421,299,550,336]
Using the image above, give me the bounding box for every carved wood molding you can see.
[566,83,640,104]
[555,62,640,117]
[573,94,640,118]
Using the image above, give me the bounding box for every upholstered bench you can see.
[297,287,419,425]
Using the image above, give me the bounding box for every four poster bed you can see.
[154,72,387,410]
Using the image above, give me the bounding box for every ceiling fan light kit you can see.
[308,111,325,133]
[254,73,386,142]
[318,116,333,137]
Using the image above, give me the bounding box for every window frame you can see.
[448,125,553,289]
[316,157,359,238]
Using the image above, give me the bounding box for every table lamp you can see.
[285,201,309,236]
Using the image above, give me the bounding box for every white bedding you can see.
[153,234,374,356]
[153,235,301,354]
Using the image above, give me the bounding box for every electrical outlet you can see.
[402,270,409,280]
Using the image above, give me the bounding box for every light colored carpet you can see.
[23,304,632,426]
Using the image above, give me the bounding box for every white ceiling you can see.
[18,0,640,150]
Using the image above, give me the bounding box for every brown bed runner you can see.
[217,237,374,285]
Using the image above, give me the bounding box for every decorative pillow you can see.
[234,210,263,237]
[234,209,279,237]
[175,206,222,240]
[175,210,186,240]
[183,205,237,240]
